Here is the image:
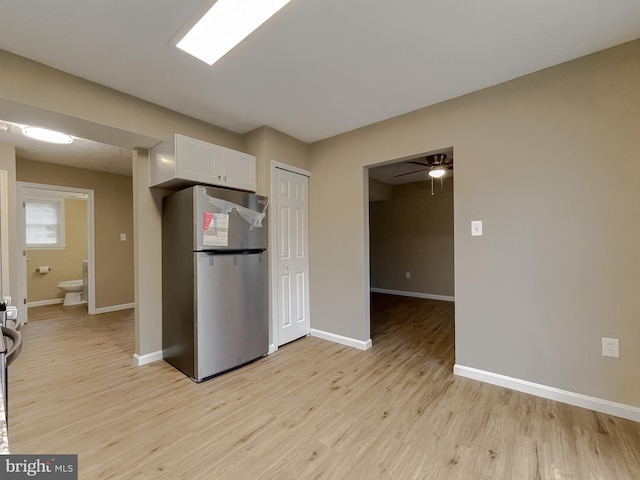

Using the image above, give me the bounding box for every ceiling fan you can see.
[395,152,453,195]
[395,153,453,179]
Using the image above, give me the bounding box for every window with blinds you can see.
[25,199,65,248]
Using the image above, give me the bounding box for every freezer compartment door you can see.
[195,185,268,251]
[195,251,268,380]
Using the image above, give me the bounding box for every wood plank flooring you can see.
[7,294,640,479]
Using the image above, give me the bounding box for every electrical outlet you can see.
[405,272,411,279]
[602,337,620,358]
[471,220,483,236]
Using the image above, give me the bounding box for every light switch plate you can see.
[120,233,127,241]
[471,220,483,236]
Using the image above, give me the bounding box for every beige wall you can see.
[368,177,391,202]
[369,178,454,297]
[244,127,269,195]
[27,199,88,302]
[132,148,169,357]
[245,125,311,196]
[309,39,640,407]
[17,160,134,308]
[0,50,244,150]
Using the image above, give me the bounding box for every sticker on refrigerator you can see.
[203,212,229,246]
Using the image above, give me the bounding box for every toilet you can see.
[57,279,84,306]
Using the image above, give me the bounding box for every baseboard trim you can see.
[27,298,64,307]
[454,364,640,422]
[133,351,163,366]
[370,288,454,302]
[311,329,372,350]
[94,303,135,314]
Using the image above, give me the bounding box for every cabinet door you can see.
[175,134,218,184]
[218,146,256,192]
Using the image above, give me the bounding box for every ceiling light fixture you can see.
[22,126,73,144]
[428,167,446,178]
[176,0,292,65]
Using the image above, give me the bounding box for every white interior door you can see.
[275,167,310,346]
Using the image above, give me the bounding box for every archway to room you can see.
[366,147,455,365]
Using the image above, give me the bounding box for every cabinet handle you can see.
[224,176,228,181]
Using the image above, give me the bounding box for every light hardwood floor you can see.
[7,295,640,479]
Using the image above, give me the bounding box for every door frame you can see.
[365,147,456,342]
[0,171,10,299]
[17,181,96,322]
[269,160,311,354]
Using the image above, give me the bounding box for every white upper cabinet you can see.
[149,134,256,192]
[217,146,256,192]
[175,135,218,184]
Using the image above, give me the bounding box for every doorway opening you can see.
[366,147,455,352]
[17,182,96,323]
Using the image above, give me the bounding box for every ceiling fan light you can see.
[23,126,73,144]
[428,167,445,178]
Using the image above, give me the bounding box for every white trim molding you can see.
[271,160,311,178]
[27,298,64,307]
[454,364,640,423]
[311,328,372,351]
[370,287,454,302]
[94,303,135,314]
[133,350,163,366]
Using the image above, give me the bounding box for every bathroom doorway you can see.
[16,182,95,323]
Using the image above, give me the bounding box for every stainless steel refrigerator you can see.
[162,185,269,382]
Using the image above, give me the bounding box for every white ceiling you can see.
[0,0,639,173]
